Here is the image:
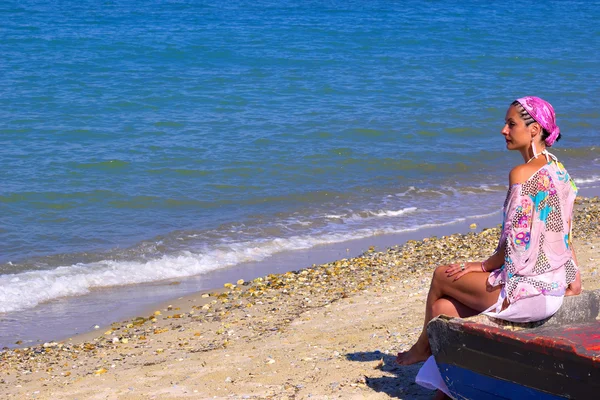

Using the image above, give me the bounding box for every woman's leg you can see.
[396,265,501,365]
[432,296,479,319]
[402,296,478,362]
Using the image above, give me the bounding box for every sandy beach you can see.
[3,3,599,399]
[1,197,598,400]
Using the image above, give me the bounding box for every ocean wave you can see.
[0,208,502,314]
[574,176,600,184]
[0,232,359,313]
[325,207,418,222]
[367,207,419,218]
[394,186,416,197]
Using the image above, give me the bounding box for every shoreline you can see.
[2,187,598,350]
[0,196,598,399]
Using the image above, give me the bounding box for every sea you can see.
[1,0,599,347]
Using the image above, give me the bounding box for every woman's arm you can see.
[566,218,582,296]
[482,241,506,272]
[566,270,582,296]
[446,241,506,280]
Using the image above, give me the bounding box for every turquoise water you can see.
[1,1,600,316]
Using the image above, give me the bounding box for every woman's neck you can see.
[521,143,546,164]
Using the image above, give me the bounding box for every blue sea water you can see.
[1,0,599,322]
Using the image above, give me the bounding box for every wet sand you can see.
[0,197,598,400]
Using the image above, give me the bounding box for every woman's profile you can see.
[396,96,581,397]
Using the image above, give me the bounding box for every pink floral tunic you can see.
[416,154,579,396]
[485,156,578,322]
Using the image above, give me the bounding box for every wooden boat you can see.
[427,290,600,399]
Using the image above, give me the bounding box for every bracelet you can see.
[481,261,486,272]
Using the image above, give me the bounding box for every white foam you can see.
[574,176,600,184]
[0,207,502,314]
[346,207,419,221]
[325,207,417,221]
[369,207,418,218]
[394,186,416,197]
[0,252,224,313]
[476,184,505,192]
[0,232,364,313]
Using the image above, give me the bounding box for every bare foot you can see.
[396,343,431,365]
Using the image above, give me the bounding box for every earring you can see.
[531,140,537,158]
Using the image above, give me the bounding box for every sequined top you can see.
[488,156,578,304]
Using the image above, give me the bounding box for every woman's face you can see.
[501,105,532,150]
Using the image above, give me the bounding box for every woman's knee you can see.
[432,265,449,286]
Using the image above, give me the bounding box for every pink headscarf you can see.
[515,96,561,147]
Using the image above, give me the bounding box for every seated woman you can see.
[396,96,581,397]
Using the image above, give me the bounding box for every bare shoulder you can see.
[509,162,544,186]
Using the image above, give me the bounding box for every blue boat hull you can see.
[439,363,567,400]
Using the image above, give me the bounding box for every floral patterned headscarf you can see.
[515,96,560,147]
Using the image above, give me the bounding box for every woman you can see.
[396,96,581,396]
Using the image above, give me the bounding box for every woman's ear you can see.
[530,122,542,139]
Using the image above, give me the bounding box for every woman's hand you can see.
[445,262,484,281]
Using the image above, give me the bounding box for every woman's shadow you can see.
[346,350,431,398]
